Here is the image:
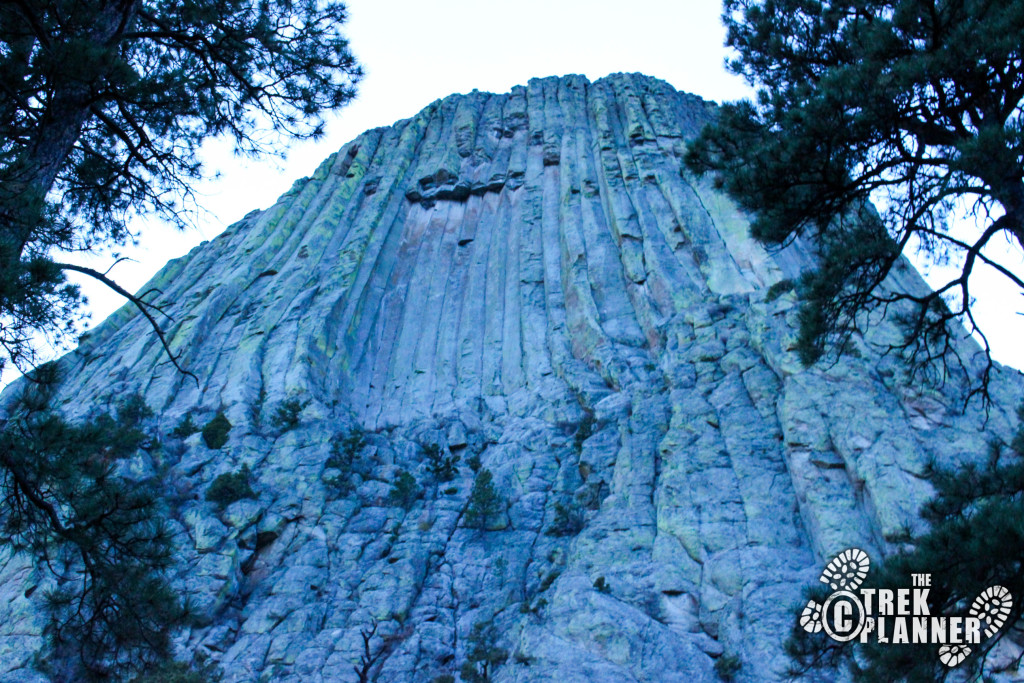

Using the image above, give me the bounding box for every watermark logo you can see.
[800,548,1013,667]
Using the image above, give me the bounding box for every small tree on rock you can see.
[464,469,502,533]
[460,618,508,683]
[424,442,460,483]
[388,470,419,511]
[325,430,366,496]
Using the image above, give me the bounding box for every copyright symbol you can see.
[821,590,866,642]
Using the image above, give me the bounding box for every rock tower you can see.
[1,73,1020,682]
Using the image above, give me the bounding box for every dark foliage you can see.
[545,500,585,537]
[574,412,595,453]
[460,618,508,683]
[205,465,255,508]
[714,653,742,682]
[465,469,502,532]
[787,404,1024,680]
[685,0,1024,402]
[0,369,185,679]
[387,470,419,511]
[424,442,460,483]
[169,413,199,440]
[129,655,223,683]
[201,411,231,450]
[324,429,366,496]
[0,0,361,379]
[764,278,795,303]
[270,396,308,432]
[538,568,561,594]
[0,3,362,677]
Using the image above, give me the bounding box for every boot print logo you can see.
[799,548,1012,667]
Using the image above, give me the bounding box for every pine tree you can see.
[465,469,502,532]
[685,0,1024,401]
[324,430,366,496]
[0,365,185,679]
[388,470,419,511]
[459,618,508,683]
[0,8,361,672]
[424,442,460,483]
[0,1,362,380]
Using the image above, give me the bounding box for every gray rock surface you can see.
[1,73,1022,682]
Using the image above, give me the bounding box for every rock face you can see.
[1,73,1021,682]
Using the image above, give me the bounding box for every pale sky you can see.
[59,0,1023,375]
